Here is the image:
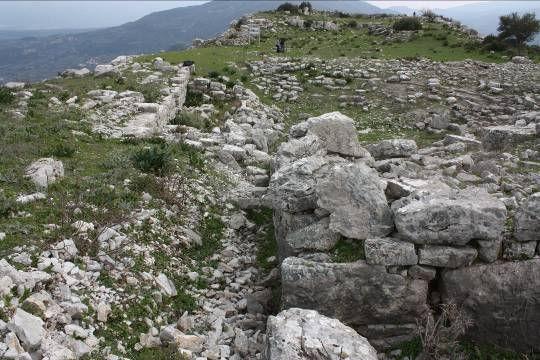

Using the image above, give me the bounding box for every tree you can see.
[497,12,540,54]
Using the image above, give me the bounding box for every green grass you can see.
[331,238,365,263]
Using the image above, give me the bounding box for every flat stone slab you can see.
[364,237,418,266]
[441,259,540,353]
[393,187,506,246]
[419,245,477,268]
[281,257,429,349]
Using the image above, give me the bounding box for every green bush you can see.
[393,17,422,32]
[0,87,15,105]
[0,193,16,218]
[132,144,173,175]
[48,143,76,158]
[184,88,204,107]
[170,111,214,130]
[276,2,298,13]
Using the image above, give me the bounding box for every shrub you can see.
[0,193,16,218]
[137,84,162,103]
[417,302,473,359]
[132,144,173,175]
[276,2,298,13]
[482,34,509,52]
[208,70,220,79]
[393,17,422,32]
[422,9,438,23]
[48,143,76,158]
[0,87,15,105]
[184,88,204,107]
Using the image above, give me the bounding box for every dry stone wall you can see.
[268,111,540,352]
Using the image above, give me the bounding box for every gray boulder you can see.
[283,217,340,257]
[281,257,429,349]
[514,193,540,241]
[367,139,418,160]
[7,308,45,349]
[290,112,370,158]
[265,308,378,360]
[316,163,394,239]
[441,259,540,352]
[364,237,418,266]
[393,187,506,246]
[418,245,477,268]
[25,158,64,188]
[268,156,343,213]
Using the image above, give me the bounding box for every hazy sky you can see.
[0,1,534,30]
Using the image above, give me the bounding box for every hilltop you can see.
[0,7,539,360]
[0,0,386,83]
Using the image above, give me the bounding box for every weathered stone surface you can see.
[364,238,418,266]
[514,193,540,241]
[418,245,477,268]
[268,156,342,213]
[393,187,506,245]
[367,139,418,160]
[408,265,436,281]
[281,257,429,349]
[482,125,536,151]
[477,238,502,263]
[25,158,64,188]
[264,308,378,360]
[284,217,339,256]
[441,259,540,352]
[7,308,45,349]
[290,112,369,158]
[502,241,536,260]
[316,163,393,239]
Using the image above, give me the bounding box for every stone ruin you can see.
[266,111,540,353]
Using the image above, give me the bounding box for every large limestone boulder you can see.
[7,308,45,349]
[441,259,540,352]
[514,193,540,241]
[268,155,344,213]
[367,139,418,160]
[316,162,394,239]
[25,158,64,188]
[282,217,340,257]
[393,187,506,246]
[289,112,369,158]
[281,257,429,349]
[264,308,378,360]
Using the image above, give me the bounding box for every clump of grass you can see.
[331,238,365,262]
[0,87,15,105]
[184,88,204,107]
[0,193,16,218]
[132,144,173,175]
[48,143,76,158]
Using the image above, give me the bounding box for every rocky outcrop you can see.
[281,257,429,349]
[264,308,378,360]
[441,260,540,352]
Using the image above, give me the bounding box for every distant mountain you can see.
[0,28,98,41]
[0,0,387,83]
